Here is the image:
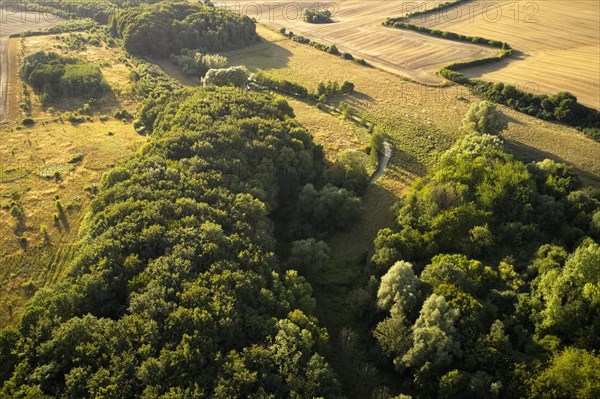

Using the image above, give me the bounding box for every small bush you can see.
[67,153,84,163]
[22,118,35,126]
[65,112,85,123]
[9,204,24,218]
[114,109,133,120]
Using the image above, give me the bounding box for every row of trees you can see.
[370,103,600,397]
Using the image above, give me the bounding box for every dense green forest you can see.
[0,87,352,398]
[109,2,257,56]
[2,2,599,398]
[370,108,600,397]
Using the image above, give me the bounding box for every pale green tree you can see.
[402,294,461,376]
[377,261,421,317]
[461,101,508,135]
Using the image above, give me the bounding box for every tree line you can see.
[109,2,257,57]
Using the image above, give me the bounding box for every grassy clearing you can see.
[0,31,145,327]
[0,118,145,326]
[18,32,138,116]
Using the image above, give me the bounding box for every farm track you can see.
[0,36,9,122]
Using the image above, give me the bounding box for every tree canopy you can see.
[0,87,345,398]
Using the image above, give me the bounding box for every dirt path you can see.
[369,141,392,184]
[0,36,9,122]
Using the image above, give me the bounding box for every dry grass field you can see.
[0,33,145,327]
[417,0,600,109]
[19,32,138,115]
[217,0,496,83]
[1,12,62,121]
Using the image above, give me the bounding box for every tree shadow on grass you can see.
[220,37,293,73]
[505,138,600,186]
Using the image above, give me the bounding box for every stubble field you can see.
[417,0,600,109]
[217,0,497,83]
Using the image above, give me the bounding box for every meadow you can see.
[223,25,600,186]
[0,32,145,326]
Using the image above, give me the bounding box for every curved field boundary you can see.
[382,6,599,139]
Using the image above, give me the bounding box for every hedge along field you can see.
[223,25,600,186]
[416,0,600,110]
[216,0,497,84]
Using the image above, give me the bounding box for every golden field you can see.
[224,26,600,186]
[217,0,496,83]
[418,0,600,109]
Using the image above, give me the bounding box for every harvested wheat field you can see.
[416,0,600,109]
[217,0,496,83]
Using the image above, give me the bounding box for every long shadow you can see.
[352,91,375,103]
[462,49,528,77]
[220,35,293,72]
[505,138,600,186]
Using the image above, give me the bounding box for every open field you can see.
[417,0,600,109]
[217,0,497,83]
[19,32,138,115]
[0,32,145,327]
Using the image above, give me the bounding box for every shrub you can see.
[9,205,24,218]
[302,8,333,23]
[65,112,85,123]
[68,153,84,164]
[22,118,35,126]
[114,109,133,120]
[341,52,354,60]
[203,66,249,88]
